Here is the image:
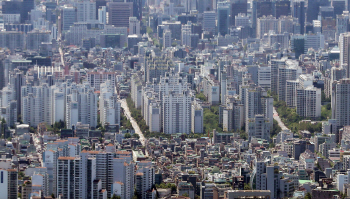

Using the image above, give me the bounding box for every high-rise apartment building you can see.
[296,86,321,119]
[163,90,191,134]
[0,169,18,199]
[340,32,350,77]
[332,79,350,127]
[99,80,121,127]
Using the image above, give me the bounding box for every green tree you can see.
[124,133,131,138]
[182,193,189,197]
[305,192,312,199]
[244,183,251,190]
[132,133,140,139]
[110,194,121,199]
[51,193,55,199]
[195,92,207,101]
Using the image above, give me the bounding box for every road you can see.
[59,47,65,67]
[273,107,289,131]
[119,99,147,147]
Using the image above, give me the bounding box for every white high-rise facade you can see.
[181,22,191,46]
[163,90,191,134]
[100,81,120,127]
[340,32,350,77]
[98,6,107,24]
[296,86,321,119]
[332,79,350,127]
[129,17,140,35]
[113,158,135,199]
[75,0,96,22]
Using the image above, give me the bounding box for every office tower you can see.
[278,16,296,34]
[217,2,230,36]
[319,6,335,18]
[257,15,278,39]
[268,32,289,50]
[99,80,121,127]
[270,58,286,95]
[332,0,346,16]
[181,22,192,46]
[230,0,247,26]
[22,0,34,22]
[98,6,107,24]
[185,0,196,12]
[129,17,140,35]
[191,100,203,133]
[296,86,321,118]
[340,32,350,77]
[304,32,325,53]
[292,0,305,34]
[113,158,135,199]
[332,79,350,127]
[336,11,350,41]
[163,29,172,48]
[163,90,191,134]
[162,21,182,40]
[76,0,96,22]
[252,0,275,37]
[275,0,291,18]
[307,0,320,22]
[235,13,250,27]
[197,0,212,13]
[107,2,133,27]
[26,30,50,50]
[13,72,25,116]
[61,6,77,31]
[203,11,216,34]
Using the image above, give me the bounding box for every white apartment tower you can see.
[296,86,321,119]
[339,32,350,77]
[332,79,350,127]
[163,90,191,134]
[100,81,121,127]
